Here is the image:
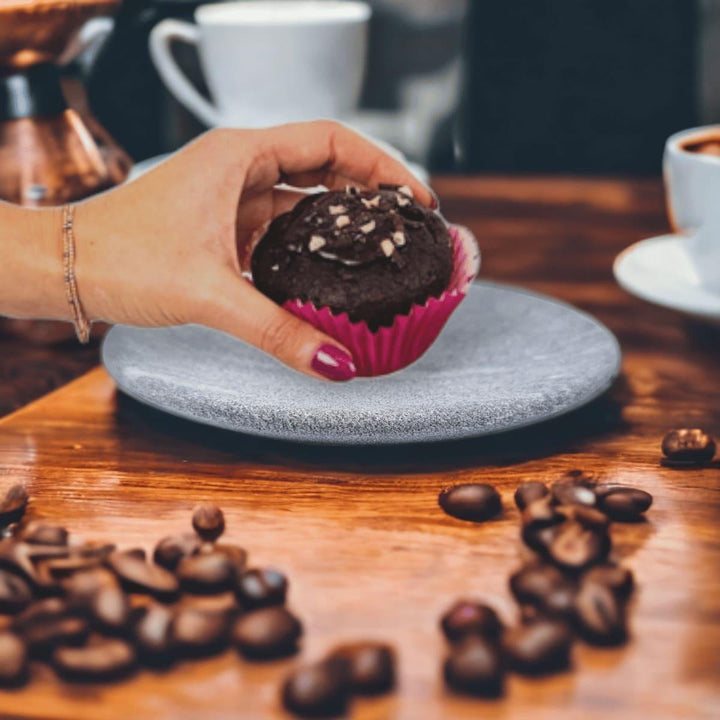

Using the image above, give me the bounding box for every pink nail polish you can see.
[312,344,357,381]
[430,192,440,210]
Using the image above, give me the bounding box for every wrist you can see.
[0,203,67,321]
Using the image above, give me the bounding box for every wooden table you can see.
[0,177,718,719]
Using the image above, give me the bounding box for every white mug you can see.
[149,1,370,129]
[664,126,720,293]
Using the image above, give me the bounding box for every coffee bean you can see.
[514,482,549,510]
[0,485,29,526]
[153,533,201,571]
[0,539,41,583]
[440,600,503,644]
[23,616,90,659]
[443,636,504,697]
[43,554,104,579]
[438,484,501,523]
[211,543,248,576]
[556,504,610,531]
[172,607,230,657]
[53,637,137,682]
[547,521,609,571]
[521,496,563,530]
[73,542,117,560]
[662,428,716,465]
[557,470,597,488]
[552,482,597,508]
[0,632,28,687]
[90,586,131,633]
[119,548,147,561]
[574,581,627,645]
[192,503,225,542]
[509,564,576,619]
[106,552,179,602]
[233,606,302,660]
[62,567,117,600]
[521,522,560,554]
[0,569,33,614]
[177,552,234,594]
[282,658,351,718]
[328,642,396,695]
[133,603,175,664]
[235,568,288,609]
[503,620,573,675]
[12,597,67,630]
[583,563,634,600]
[19,522,68,546]
[597,487,653,521]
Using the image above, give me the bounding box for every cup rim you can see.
[196,1,371,25]
[666,125,720,164]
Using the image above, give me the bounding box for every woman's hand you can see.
[76,121,435,381]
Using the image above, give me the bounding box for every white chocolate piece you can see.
[393,231,406,247]
[360,220,376,234]
[397,197,411,207]
[271,264,279,271]
[380,239,395,257]
[328,205,347,215]
[361,195,381,209]
[308,235,326,252]
[398,185,413,198]
[335,215,351,228]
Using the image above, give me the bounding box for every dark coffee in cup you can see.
[680,134,720,158]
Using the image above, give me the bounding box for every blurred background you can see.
[89,0,718,173]
[1,0,719,211]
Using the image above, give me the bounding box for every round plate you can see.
[102,282,621,445]
[614,234,720,324]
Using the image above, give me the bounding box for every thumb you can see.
[196,272,357,381]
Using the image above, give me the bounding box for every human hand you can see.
[76,121,435,380]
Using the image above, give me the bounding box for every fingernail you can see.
[312,344,357,381]
[430,191,440,210]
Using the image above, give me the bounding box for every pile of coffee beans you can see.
[282,641,395,717]
[441,471,652,698]
[0,485,302,687]
[661,428,716,467]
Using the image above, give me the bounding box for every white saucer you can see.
[614,234,720,324]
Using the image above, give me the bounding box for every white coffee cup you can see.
[149,1,370,129]
[664,125,720,293]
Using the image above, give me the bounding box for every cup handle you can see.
[149,19,220,128]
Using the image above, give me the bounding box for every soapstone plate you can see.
[102,282,621,445]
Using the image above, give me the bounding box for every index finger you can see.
[245,120,436,207]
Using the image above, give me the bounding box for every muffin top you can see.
[251,185,453,329]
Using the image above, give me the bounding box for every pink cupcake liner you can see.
[283,225,481,377]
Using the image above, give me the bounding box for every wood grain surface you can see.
[0,176,719,719]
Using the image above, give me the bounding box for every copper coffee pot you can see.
[0,0,131,207]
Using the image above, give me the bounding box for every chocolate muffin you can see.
[251,185,453,330]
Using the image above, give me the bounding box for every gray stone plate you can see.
[101,282,621,445]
